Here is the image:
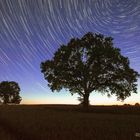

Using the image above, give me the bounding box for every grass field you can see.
[0,105,140,140]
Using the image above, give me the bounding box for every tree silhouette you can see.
[41,32,139,109]
[0,81,22,104]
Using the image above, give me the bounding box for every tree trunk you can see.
[83,93,89,110]
[3,100,7,105]
[3,96,8,105]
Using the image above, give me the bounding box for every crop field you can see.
[0,105,140,140]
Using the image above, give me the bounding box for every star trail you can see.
[0,0,140,104]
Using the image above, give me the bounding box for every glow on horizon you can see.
[21,98,139,105]
[21,87,140,105]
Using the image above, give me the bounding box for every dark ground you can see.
[0,105,140,140]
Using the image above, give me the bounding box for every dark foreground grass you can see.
[0,105,140,140]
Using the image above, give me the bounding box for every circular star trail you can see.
[0,0,140,104]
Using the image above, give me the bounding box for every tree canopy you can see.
[41,32,139,108]
[0,81,22,104]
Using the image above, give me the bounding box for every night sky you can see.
[0,0,140,105]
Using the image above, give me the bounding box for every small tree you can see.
[41,32,139,109]
[0,81,22,104]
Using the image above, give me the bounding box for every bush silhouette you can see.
[135,103,140,106]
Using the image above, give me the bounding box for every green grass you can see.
[0,105,140,140]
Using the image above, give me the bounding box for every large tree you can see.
[41,32,139,108]
[0,81,22,104]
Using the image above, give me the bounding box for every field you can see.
[0,105,140,140]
